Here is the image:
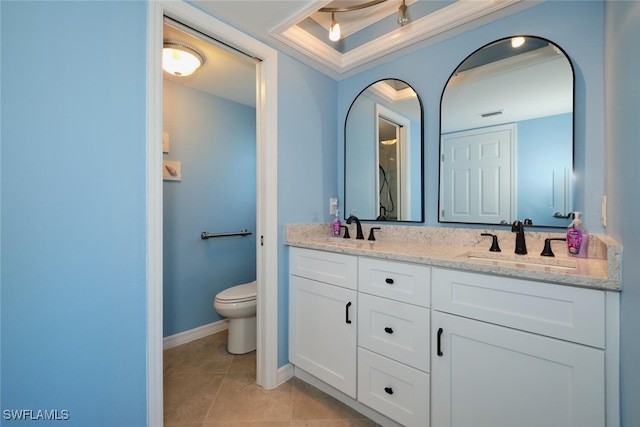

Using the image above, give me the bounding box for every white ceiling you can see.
[164,0,540,107]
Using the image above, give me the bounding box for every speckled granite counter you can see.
[286,224,621,291]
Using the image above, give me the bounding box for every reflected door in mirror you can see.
[439,36,574,228]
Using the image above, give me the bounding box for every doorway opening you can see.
[147,2,280,424]
[161,17,258,348]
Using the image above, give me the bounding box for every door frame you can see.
[146,2,279,425]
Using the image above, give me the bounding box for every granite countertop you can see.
[286,224,622,291]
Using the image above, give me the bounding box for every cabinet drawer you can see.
[359,257,431,306]
[432,268,605,348]
[358,293,430,372]
[357,348,430,427]
[289,247,357,290]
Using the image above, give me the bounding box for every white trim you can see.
[146,4,163,427]
[163,320,229,350]
[147,1,280,425]
[277,362,295,386]
[271,0,531,77]
[605,291,620,427]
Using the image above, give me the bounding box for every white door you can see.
[431,311,605,427]
[289,276,357,397]
[440,124,515,224]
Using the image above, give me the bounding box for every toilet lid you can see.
[215,281,257,303]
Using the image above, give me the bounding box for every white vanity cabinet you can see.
[357,257,431,427]
[289,247,358,397]
[431,268,607,427]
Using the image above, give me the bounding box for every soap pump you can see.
[566,212,589,258]
[331,210,342,237]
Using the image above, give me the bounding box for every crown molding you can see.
[270,0,531,77]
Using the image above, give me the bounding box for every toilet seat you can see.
[215,281,257,304]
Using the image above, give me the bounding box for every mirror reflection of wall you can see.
[345,79,424,222]
[439,36,574,228]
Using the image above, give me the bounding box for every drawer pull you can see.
[384,327,394,334]
[437,327,444,356]
[384,386,394,395]
[345,302,352,324]
[385,278,394,285]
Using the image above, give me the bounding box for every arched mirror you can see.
[439,36,574,228]
[345,79,424,222]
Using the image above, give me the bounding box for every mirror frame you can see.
[438,35,575,228]
[344,78,425,223]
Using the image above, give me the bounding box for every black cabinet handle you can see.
[384,327,394,334]
[437,327,443,356]
[385,278,394,284]
[384,386,394,395]
[345,301,352,324]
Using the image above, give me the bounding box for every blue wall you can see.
[337,1,605,233]
[277,54,339,367]
[604,1,640,425]
[1,2,147,425]
[517,113,573,227]
[162,79,256,337]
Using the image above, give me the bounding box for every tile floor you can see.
[163,331,380,427]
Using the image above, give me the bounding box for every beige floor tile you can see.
[290,421,380,427]
[164,331,379,427]
[165,334,235,376]
[203,422,291,427]
[205,372,293,423]
[291,378,368,421]
[164,373,225,424]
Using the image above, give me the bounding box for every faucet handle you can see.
[340,225,350,239]
[368,227,381,241]
[540,237,567,257]
[481,233,501,252]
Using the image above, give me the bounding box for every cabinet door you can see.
[289,275,357,397]
[432,311,604,427]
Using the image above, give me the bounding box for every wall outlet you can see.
[329,198,338,215]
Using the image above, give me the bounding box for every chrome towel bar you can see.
[201,229,252,240]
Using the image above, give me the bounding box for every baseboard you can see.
[163,319,229,350]
[277,363,295,386]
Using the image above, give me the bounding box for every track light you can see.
[320,0,387,42]
[329,13,341,42]
[397,0,409,26]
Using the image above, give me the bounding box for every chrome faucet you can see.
[346,215,364,240]
[511,220,528,255]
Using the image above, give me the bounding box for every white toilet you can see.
[213,281,257,354]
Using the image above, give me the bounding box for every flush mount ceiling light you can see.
[320,0,389,42]
[380,138,398,145]
[162,42,205,77]
[397,0,409,26]
[511,36,525,48]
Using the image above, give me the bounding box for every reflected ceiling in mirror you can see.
[439,36,574,228]
[345,79,424,222]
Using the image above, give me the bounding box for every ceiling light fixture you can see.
[380,138,398,145]
[511,36,525,48]
[329,13,341,42]
[397,0,409,26]
[320,0,387,42]
[162,42,205,77]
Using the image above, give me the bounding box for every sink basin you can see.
[462,251,578,272]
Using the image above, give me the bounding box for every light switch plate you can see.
[329,198,338,215]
